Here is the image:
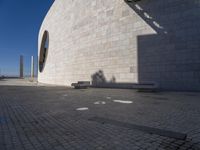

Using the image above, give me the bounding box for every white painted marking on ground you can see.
[76,107,89,111]
[94,101,106,105]
[63,94,68,97]
[106,97,111,99]
[135,4,143,10]
[113,100,133,104]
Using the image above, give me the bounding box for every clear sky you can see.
[0,0,54,76]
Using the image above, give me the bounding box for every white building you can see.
[38,0,200,91]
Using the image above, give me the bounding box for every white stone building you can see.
[38,0,200,91]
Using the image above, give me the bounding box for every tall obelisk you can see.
[31,56,34,78]
[20,55,24,78]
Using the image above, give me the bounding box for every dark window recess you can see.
[39,31,49,72]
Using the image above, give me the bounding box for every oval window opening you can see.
[39,31,49,72]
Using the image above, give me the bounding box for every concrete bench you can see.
[72,81,158,91]
[71,81,91,89]
[92,82,159,92]
[133,83,159,92]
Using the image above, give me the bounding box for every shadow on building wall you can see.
[91,70,107,86]
[91,70,143,89]
[91,70,116,86]
[125,0,200,91]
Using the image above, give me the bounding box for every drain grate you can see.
[89,117,187,140]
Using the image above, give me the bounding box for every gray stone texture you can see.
[38,0,200,91]
[0,84,200,149]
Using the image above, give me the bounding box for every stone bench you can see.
[92,82,159,92]
[72,81,158,91]
[71,81,91,89]
[133,83,159,92]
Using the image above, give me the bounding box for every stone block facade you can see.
[38,0,200,91]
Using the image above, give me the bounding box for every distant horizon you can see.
[0,54,38,77]
[0,0,54,76]
[0,74,38,77]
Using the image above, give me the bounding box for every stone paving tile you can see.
[0,85,200,150]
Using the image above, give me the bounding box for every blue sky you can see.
[0,0,54,76]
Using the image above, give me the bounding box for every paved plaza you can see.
[0,79,200,150]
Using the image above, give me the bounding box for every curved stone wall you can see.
[38,0,200,91]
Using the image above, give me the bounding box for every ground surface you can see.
[0,79,200,150]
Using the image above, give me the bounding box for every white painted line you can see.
[94,101,106,105]
[106,97,111,99]
[63,94,68,97]
[76,107,89,111]
[113,100,133,104]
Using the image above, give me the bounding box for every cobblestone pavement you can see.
[0,84,200,149]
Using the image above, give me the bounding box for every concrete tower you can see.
[19,55,24,78]
[31,56,34,78]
